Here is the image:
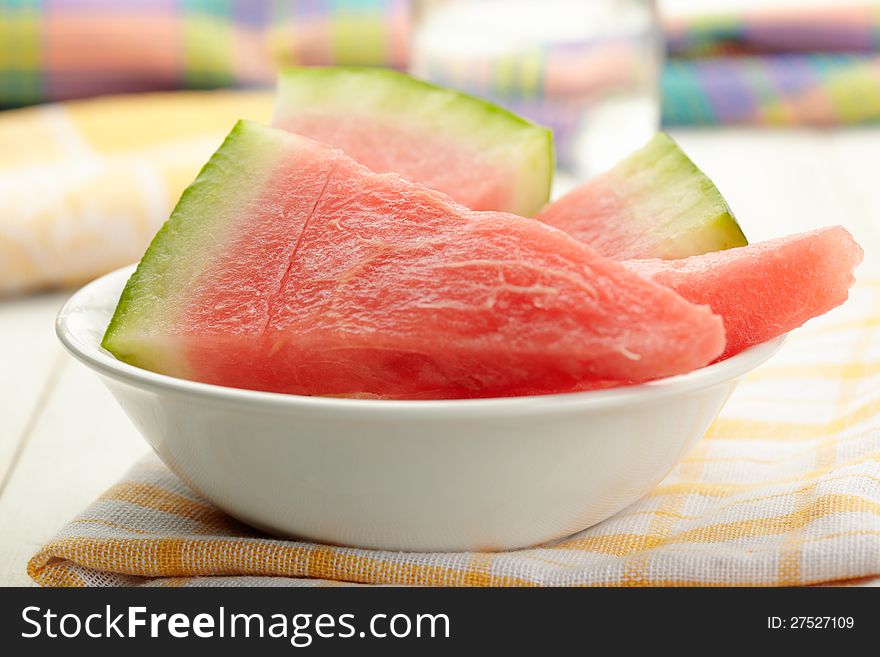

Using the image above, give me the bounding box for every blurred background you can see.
[2,0,879,296]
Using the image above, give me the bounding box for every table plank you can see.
[827,128,880,271]
[0,355,148,586]
[0,292,68,489]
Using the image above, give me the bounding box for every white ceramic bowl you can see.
[57,266,785,552]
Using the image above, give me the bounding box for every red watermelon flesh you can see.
[624,227,863,360]
[277,114,517,216]
[273,67,553,217]
[102,121,726,399]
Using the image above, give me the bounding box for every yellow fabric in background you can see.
[0,91,273,296]
[27,279,880,586]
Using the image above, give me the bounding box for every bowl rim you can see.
[56,265,787,415]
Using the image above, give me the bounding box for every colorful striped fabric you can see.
[661,53,880,126]
[27,279,880,586]
[0,0,409,109]
[660,2,880,125]
[3,1,880,126]
[664,3,880,57]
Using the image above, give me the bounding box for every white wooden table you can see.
[1,128,878,586]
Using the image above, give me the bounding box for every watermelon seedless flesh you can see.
[273,67,553,217]
[102,121,726,399]
[537,133,748,259]
[625,227,863,360]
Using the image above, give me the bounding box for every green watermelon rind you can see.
[102,120,281,369]
[274,66,554,217]
[614,133,747,258]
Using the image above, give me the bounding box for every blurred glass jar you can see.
[409,0,662,184]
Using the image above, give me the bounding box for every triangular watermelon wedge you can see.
[537,133,748,259]
[624,227,863,359]
[102,121,725,399]
[273,67,553,217]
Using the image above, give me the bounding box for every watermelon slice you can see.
[537,133,748,259]
[273,67,553,217]
[102,120,725,399]
[624,227,863,359]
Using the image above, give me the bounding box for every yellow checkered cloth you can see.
[0,90,273,296]
[27,280,880,586]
